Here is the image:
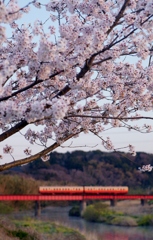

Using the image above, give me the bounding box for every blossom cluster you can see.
[52,97,70,120]
[138,164,153,172]
[3,145,13,154]
[102,137,114,151]
[41,155,50,162]
[128,145,136,157]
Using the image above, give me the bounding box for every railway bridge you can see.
[0,186,152,216]
[0,194,153,215]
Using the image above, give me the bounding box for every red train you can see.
[39,186,128,195]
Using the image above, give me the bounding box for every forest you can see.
[3,150,153,192]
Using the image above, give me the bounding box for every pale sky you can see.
[1,118,153,163]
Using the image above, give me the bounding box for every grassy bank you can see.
[0,217,87,240]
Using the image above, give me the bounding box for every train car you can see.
[39,186,128,195]
[84,186,128,195]
[39,186,83,195]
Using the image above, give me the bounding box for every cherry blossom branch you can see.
[66,114,153,121]
[0,1,141,105]
[0,131,78,171]
[0,70,64,102]
[76,1,129,79]
[8,1,35,14]
[1,0,153,169]
[60,141,98,149]
[107,0,129,35]
[90,129,136,156]
[0,120,28,142]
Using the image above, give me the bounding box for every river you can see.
[13,206,153,240]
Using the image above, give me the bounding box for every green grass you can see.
[0,216,86,240]
[13,218,86,239]
[0,202,14,214]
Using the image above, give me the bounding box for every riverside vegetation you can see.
[69,201,153,227]
[0,217,86,240]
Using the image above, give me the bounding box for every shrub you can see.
[110,216,138,226]
[69,206,80,217]
[83,205,100,222]
[148,200,153,205]
[0,202,14,214]
[83,202,124,223]
[137,215,153,226]
[0,174,40,210]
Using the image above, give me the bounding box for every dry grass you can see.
[109,200,153,216]
[0,230,18,240]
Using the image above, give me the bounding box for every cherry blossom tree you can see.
[0,0,153,171]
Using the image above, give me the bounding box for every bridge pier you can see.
[110,199,117,207]
[34,200,41,217]
[80,200,87,216]
[141,199,147,206]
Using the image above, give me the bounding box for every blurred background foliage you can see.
[1,150,153,212]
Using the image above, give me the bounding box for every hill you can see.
[3,150,153,192]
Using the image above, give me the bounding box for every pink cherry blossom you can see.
[0,0,153,170]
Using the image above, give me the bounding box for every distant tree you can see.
[1,0,153,170]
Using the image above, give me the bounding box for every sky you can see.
[0,1,153,164]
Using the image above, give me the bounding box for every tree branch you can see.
[75,1,130,79]
[0,131,77,171]
[66,114,153,121]
[0,70,64,102]
[107,0,129,35]
[0,70,65,142]
[0,120,28,142]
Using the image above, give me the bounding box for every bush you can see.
[110,216,138,226]
[83,202,125,223]
[10,230,29,239]
[83,205,100,222]
[92,202,108,210]
[148,200,153,205]
[0,174,40,210]
[137,215,153,226]
[69,206,80,217]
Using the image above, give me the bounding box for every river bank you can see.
[0,201,153,240]
[109,199,153,215]
[107,199,153,226]
[0,216,87,240]
[70,200,153,227]
[83,200,153,227]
